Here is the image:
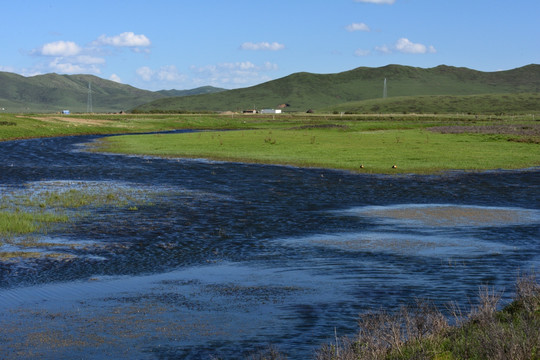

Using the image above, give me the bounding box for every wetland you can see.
[0,123,539,358]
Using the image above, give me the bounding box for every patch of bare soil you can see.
[370,206,532,227]
[22,116,114,126]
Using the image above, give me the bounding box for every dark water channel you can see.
[0,134,539,359]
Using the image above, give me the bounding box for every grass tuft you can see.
[314,273,540,360]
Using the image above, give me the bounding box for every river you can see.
[0,134,539,359]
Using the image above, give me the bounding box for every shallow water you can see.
[0,134,539,359]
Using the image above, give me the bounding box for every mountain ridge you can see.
[0,72,225,113]
[1,64,538,113]
[133,64,540,113]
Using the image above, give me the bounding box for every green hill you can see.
[0,73,226,113]
[0,72,163,113]
[321,93,540,115]
[133,64,540,113]
[157,86,226,97]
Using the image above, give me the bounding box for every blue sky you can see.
[1,0,538,91]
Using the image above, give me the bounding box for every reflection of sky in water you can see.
[277,204,539,259]
[338,204,540,228]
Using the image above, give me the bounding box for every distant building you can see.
[62,110,70,115]
[260,109,282,114]
[243,109,257,114]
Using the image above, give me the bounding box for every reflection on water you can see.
[0,135,539,359]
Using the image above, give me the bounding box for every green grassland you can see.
[0,113,257,141]
[92,114,540,174]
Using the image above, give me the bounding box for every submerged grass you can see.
[0,182,161,260]
[0,210,68,236]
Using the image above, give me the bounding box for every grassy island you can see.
[90,113,539,174]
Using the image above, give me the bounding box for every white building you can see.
[260,109,282,114]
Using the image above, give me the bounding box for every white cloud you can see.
[375,44,392,54]
[157,65,186,82]
[0,65,16,73]
[355,49,371,56]
[136,66,154,81]
[395,38,436,54]
[136,65,186,83]
[49,58,101,74]
[190,61,279,87]
[395,38,425,54]
[109,74,122,83]
[96,32,151,47]
[75,55,106,65]
[355,0,395,4]
[375,38,436,54]
[240,42,285,51]
[346,23,370,32]
[40,41,81,57]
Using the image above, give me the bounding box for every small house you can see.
[62,110,70,115]
[260,109,282,114]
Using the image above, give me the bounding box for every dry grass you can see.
[314,273,539,360]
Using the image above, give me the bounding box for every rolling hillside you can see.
[321,93,540,115]
[0,73,225,113]
[133,64,540,113]
[157,86,226,97]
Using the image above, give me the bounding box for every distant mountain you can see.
[133,64,540,113]
[157,86,227,97]
[0,72,226,113]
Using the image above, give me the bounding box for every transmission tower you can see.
[87,81,93,113]
[383,78,387,99]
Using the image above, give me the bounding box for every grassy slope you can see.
[157,86,227,97]
[322,93,540,115]
[0,73,225,113]
[133,64,540,113]
[0,72,163,113]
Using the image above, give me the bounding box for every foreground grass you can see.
[95,126,540,174]
[312,273,540,360]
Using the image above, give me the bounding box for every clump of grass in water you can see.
[0,182,161,260]
[0,210,68,236]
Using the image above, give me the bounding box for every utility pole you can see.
[383,78,387,99]
[87,81,93,113]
